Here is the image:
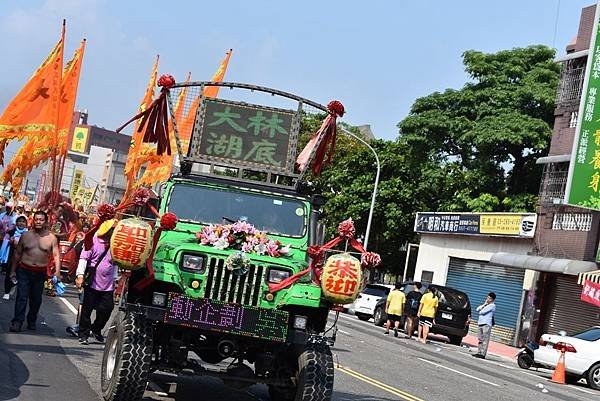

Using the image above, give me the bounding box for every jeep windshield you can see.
[167,183,307,237]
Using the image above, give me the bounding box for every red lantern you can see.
[320,253,363,304]
[110,218,153,270]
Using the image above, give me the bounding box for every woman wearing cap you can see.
[75,219,118,345]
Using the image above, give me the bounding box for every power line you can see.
[552,0,561,50]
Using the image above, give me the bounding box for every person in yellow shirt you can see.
[417,286,439,344]
[385,283,406,337]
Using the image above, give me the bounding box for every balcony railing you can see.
[556,65,585,105]
[538,162,568,207]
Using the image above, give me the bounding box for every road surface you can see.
[0,284,598,401]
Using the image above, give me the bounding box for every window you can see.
[361,285,391,297]
[569,111,578,128]
[552,213,592,231]
[572,327,600,341]
[421,270,434,283]
[538,162,569,206]
[167,183,307,237]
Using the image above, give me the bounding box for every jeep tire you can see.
[101,313,153,401]
[269,341,334,401]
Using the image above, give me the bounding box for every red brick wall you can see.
[548,105,577,156]
[574,5,596,52]
[534,205,600,261]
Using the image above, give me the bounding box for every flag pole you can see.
[50,19,66,207]
[57,38,86,197]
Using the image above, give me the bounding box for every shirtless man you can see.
[9,210,61,332]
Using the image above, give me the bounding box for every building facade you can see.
[519,5,600,340]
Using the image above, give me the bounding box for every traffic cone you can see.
[550,351,566,384]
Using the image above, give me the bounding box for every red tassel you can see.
[133,227,162,291]
[116,74,175,156]
[296,100,344,176]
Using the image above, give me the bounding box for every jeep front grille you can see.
[203,257,266,307]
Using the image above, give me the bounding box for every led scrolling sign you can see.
[164,293,289,342]
[188,98,297,173]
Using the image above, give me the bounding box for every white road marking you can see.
[418,357,500,387]
[568,385,595,395]
[58,296,78,315]
[338,329,351,335]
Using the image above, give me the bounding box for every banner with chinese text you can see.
[566,4,600,209]
[581,279,600,307]
[188,98,296,172]
[414,212,537,238]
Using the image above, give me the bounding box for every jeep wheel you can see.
[372,307,385,326]
[294,341,334,401]
[101,313,153,401]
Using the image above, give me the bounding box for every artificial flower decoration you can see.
[225,251,251,276]
[196,221,290,257]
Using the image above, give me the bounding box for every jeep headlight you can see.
[268,268,291,283]
[181,254,205,273]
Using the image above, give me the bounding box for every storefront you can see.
[413,212,537,346]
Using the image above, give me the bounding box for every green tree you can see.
[398,45,560,211]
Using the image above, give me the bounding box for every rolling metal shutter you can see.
[447,257,525,345]
[542,274,600,335]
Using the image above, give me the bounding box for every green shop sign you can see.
[188,98,297,172]
[566,4,600,209]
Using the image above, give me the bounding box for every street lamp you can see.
[339,127,380,250]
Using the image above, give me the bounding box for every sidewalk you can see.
[461,333,518,360]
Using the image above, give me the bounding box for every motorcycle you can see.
[516,341,539,369]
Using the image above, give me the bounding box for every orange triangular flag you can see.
[56,38,86,157]
[121,55,160,202]
[179,49,232,154]
[0,23,65,144]
[1,37,85,193]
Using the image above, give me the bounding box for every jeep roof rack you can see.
[166,81,329,191]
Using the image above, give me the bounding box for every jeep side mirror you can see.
[311,194,327,210]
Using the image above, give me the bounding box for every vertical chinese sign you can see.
[566,3,600,209]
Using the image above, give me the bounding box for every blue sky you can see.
[0,0,596,146]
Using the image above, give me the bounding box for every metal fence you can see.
[556,64,585,105]
[538,162,569,206]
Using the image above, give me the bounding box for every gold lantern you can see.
[320,253,363,304]
[110,218,153,271]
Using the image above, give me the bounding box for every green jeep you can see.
[101,82,339,401]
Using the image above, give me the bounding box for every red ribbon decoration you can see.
[115,74,175,156]
[296,100,345,176]
[268,218,381,294]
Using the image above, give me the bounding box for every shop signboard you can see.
[581,279,600,307]
[414,212,537,238]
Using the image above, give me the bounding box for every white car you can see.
[533,326,600,390]
[352,284,395,321]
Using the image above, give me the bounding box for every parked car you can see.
[372,282,471,345]
[353,284,395,321]
[532,326,600,390]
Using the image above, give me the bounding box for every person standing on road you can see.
[76,219,117,345]
[405,282,423,340]
[9,211,61,332]
[384,282,406,337]
[3,216,29,300]
[417,286,439,344]
[473,292,496,359]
